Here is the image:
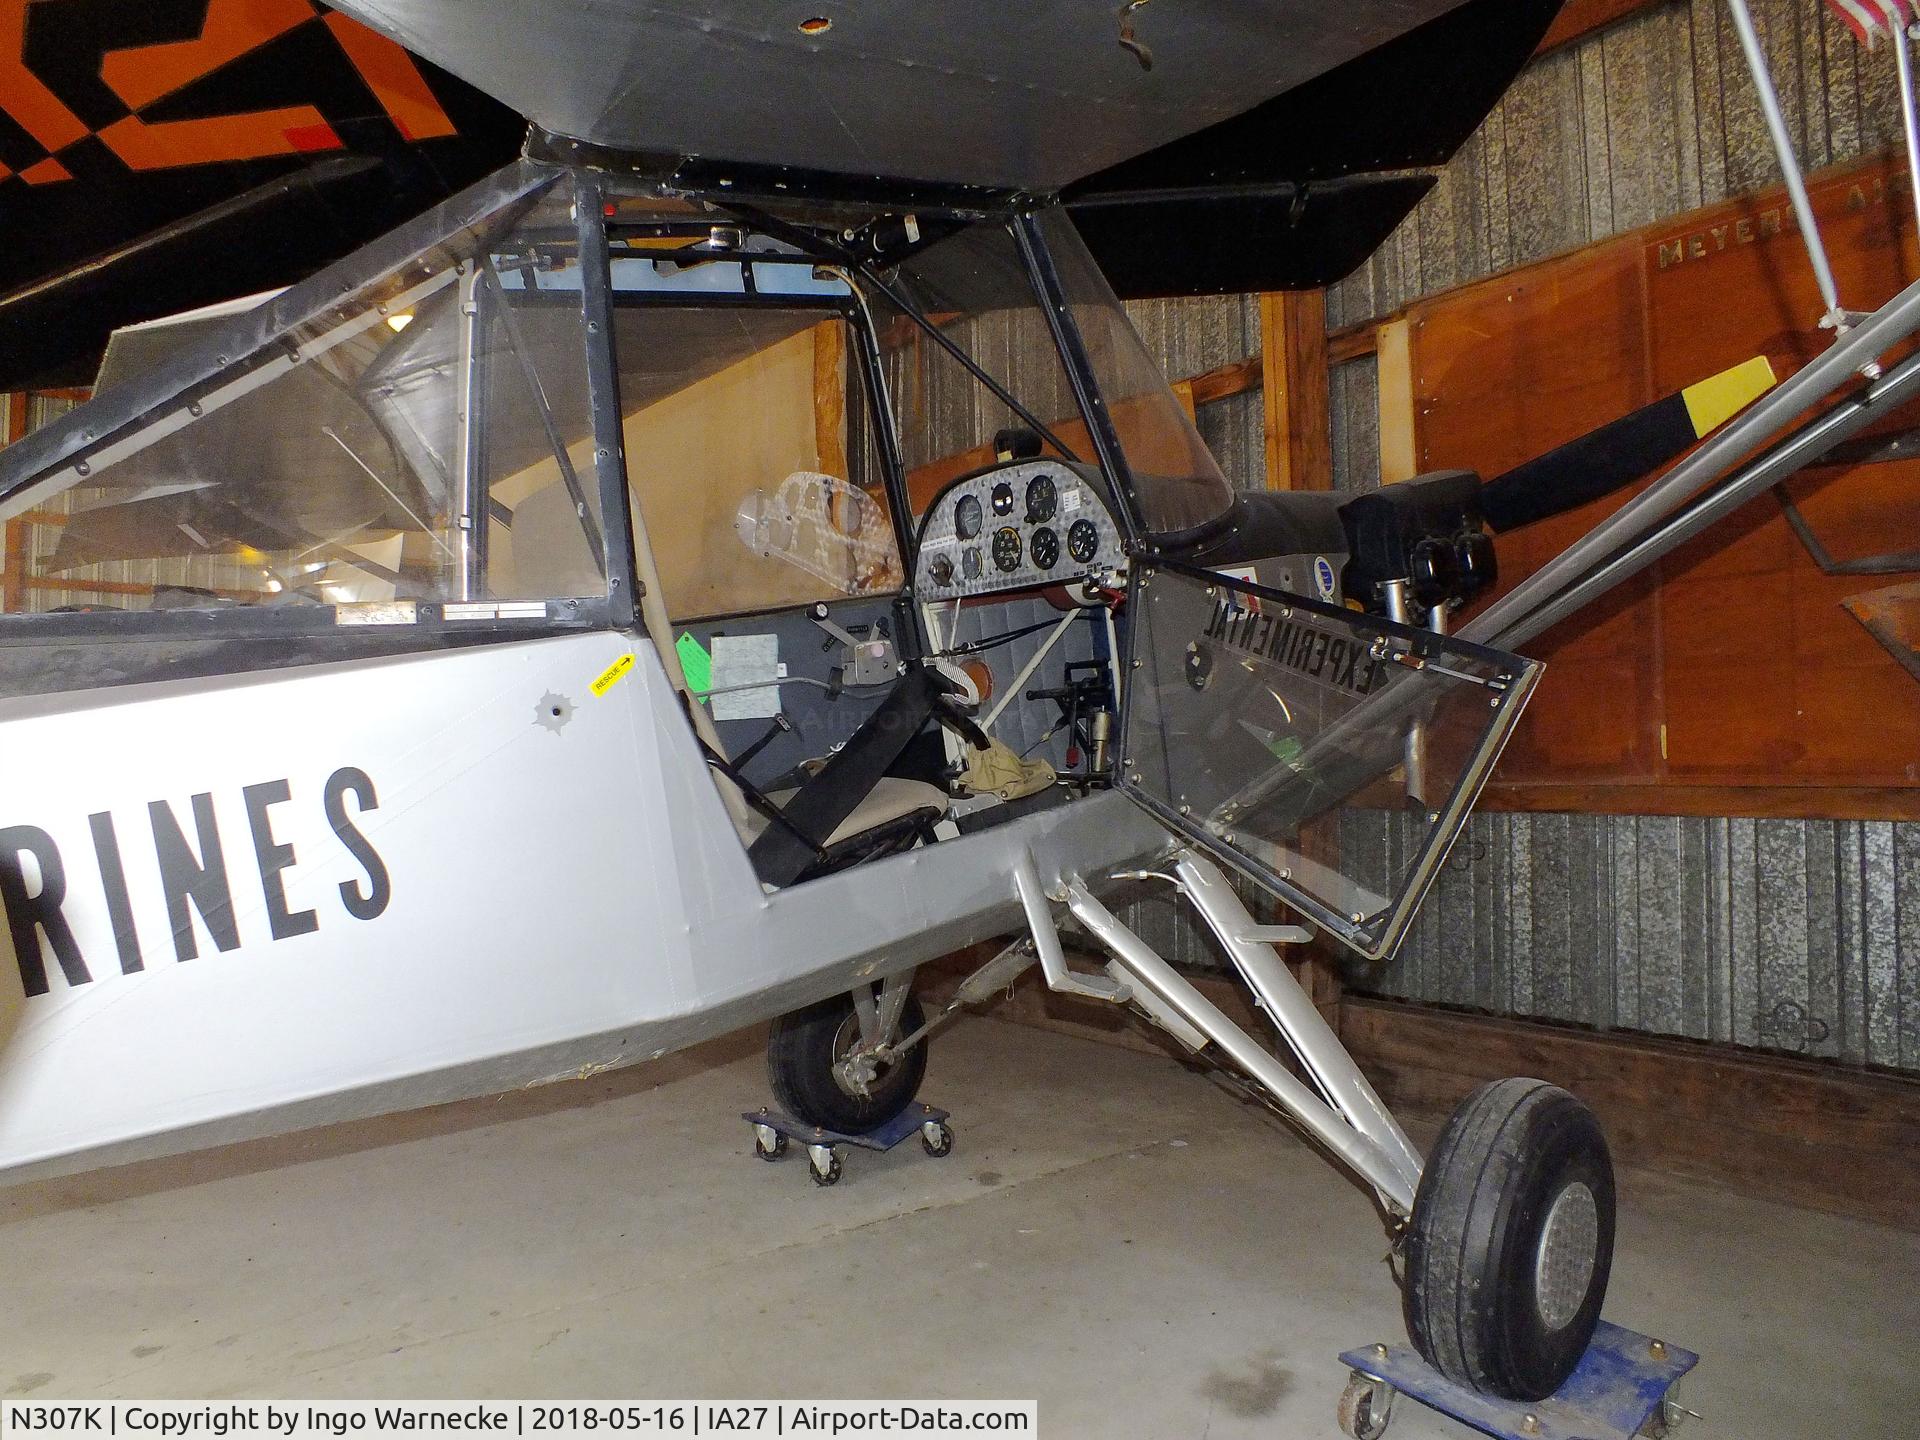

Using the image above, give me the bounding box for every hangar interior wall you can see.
[1112,0,1919,1074]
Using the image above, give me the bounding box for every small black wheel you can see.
[920,1121,953,1158]
[754,1130,787,1161]
[1403,1077,1616,1401]
[1336,1375,1391,1440]
[768,991,928,1134]
[809,1151,843,1187]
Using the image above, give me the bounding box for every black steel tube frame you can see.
[1010,212,1147,553]
[853,262,1086,467]
[573,172,640,631]
[1013,207,1156,792]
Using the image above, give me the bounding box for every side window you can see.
[617,304,902,622]
[0,182,605,617]
[471,264,606,603]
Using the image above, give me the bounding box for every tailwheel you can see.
[767,990,928,1134]
[1402,1077,1616,1401]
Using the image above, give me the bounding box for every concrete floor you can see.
[3,1015,1916,1438]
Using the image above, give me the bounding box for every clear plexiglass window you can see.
[871,221,1090,504]
[0,174,605,615]
[1035,209,1235,540]
[1121,564,1541,960]
[591,214,902,621]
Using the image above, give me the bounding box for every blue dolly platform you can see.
[743,1102,953,1186]
[1335,1321,1699,1440]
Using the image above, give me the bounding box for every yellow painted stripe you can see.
[1682,355,1776,437]
[591,652,636,697]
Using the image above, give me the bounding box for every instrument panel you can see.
[914,460,1127,599]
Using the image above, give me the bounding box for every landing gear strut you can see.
[1012,840,1618,1403]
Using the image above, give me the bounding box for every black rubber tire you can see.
[1402,1077,1616,1401]
[767,992,928,1134]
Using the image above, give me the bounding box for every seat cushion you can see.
[742,776,949,849]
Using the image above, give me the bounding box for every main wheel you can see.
[767,991,928,1135]
[1402,1077,1615,1401]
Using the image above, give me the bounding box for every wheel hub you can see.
[1534,1181,1599,1330]
[828,1014,892,1099]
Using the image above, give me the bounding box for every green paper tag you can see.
[676,632,713,693]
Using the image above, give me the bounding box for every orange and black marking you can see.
[0,0,461,186]
[0,2,520,390]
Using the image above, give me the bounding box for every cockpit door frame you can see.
[1109,558,1542,962]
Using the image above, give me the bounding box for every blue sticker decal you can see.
[1313,556,1338,600]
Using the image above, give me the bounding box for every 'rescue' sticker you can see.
[591,652,636,696]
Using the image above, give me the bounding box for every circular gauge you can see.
[929,552,954,586]
[954,492,983,541]
[992,526,1023,572]
[1029,526,1060,571]
[1067,517,1099,564]
[961,546,983,580]
[1025,473,1058,523]
[990,480,1016,516]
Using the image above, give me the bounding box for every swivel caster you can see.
[1336,1373,1394,1440]
[807,1143,842,1186]
[920,1120,953,1157]
[753,1123,787,1161]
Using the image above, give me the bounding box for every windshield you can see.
[869,222,1087,519]
[1032,208,1234,538]
[871,212,1233,539]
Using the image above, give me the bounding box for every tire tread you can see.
[1403,1077,1613,1399]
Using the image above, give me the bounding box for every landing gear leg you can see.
[1018,843,1618,1402]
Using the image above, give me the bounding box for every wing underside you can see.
[0,0,1564,389]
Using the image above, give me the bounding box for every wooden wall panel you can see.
[1403,154,1920,807]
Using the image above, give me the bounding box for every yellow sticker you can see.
[591,652,636,697]
[1682,355,1776,437]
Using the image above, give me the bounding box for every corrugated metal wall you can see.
[1328,0,1909,329]
[1341,810,1919,1069]
[1111,0,1920,1072]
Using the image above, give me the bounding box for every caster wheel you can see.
[807,1145,842,1187]
[920,1121,953,1158]
[1403,1077,1616,1401]
[754,1125,787,1161]
[1336,1374,1392,1440]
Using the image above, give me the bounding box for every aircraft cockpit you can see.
[595,192,1226,888]
[0,163,1240,899]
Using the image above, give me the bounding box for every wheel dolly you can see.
[743,1101,953,1186]
[1335,1321,1699,1440]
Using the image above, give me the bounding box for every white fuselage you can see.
[0,632,1164,1183]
